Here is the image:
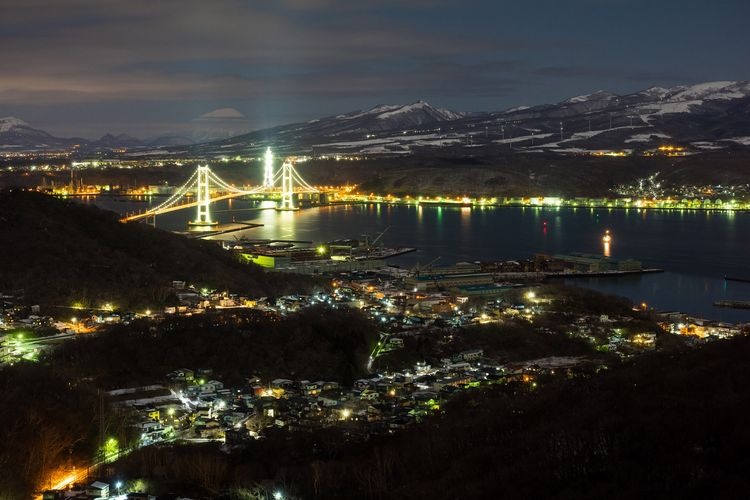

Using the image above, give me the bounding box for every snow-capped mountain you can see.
[189,100,467,155]
[2,81,749,155]
[336,101,464,124]
[188,108,253,143]
[188,81,749,157]
[0,117,84,150]
[0,117,194,151]
[0,117,32,133]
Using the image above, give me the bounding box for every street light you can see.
[273,491,284,500]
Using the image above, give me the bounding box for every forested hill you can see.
[0,190,315,311]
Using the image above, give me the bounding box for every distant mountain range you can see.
[2,81,749,156]
[0,117,196,151]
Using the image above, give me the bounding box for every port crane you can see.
[361,226,391,257]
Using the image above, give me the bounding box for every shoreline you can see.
[54,193,750,213]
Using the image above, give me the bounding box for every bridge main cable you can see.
[121,168,201,221]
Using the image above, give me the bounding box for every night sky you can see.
[2,0,748,138]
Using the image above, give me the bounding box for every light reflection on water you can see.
[84,196,750,322]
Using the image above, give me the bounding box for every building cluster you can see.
[113,352,597,459]
[656,311,748,341]
[615,175,750,203]
[3,257,749,370]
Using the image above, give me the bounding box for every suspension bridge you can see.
[121,149,320,230]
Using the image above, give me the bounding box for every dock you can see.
[545,268,665,279]
[191,222,264,239]
[714,300,750,309]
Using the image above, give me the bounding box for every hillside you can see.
[0,190,316,311]
[113,333,750,499]
[48,307,378,387]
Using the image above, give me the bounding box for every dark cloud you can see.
[534,66,690,85]
[0,0,747,137]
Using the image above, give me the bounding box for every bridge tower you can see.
[278,160,297,211]
[263,147,274,189]
[189,165,219,230]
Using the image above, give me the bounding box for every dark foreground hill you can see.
[0,190,316,312]
[112,334,750,499]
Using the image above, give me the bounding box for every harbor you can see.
[76,194,750,323]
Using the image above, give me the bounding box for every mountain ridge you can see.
[2,80,749,154]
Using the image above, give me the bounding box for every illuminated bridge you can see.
[121,149,320,229]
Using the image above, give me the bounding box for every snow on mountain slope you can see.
[336,104,401,120]
[562,91,617,105]
[4,80,749,155]
[502,105,530,114]
[494,133,553,144]
[669,81,750,101]
[375,101,464,121]
[724,136,750,146]
[637,86,671,99]
[625,132,671,143]
[638,100,704,117]
[0,117,32,133]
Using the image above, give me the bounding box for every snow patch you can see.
[639,100,703,116]
[360,145,410,154]
[314,132,443,148]
[550,147,633,154]
[503,105,530,113]
[625,132,671,143]
[690,141,725,150]
[721,136,750,146]
[535,126,641,147]
[494,133,552,144]
[562,91,616,104]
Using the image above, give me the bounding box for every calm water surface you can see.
[89,197,750,323]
